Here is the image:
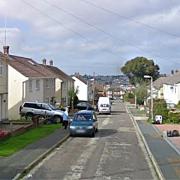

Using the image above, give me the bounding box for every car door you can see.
[41,104,52,117]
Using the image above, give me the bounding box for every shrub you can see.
[153,99,169,121]
[124,92,134,102]
[168,112,180,124]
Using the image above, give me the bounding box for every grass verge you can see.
[0,124,61,157]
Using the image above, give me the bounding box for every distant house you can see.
[42,61,74,106]
[0,49,8,121]
[4,46,56,120]
[72,74,88,101]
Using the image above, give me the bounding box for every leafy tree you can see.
[121,57,160,85]
[134,83,147,105]
[68,88,79,110]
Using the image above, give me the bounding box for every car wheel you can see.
[91,130,95,137]
[25,113,33,121]
[96,128,98,132]
[54,116,62,123]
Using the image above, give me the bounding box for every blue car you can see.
[69,110,98,137]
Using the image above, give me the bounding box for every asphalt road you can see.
[26,101,156,180]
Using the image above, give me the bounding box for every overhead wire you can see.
[80,0,180,38]
[40,0,177,63]
[41,0,146,53]
[21,0,177,65]
[21,0,89,42]
[21,0,131,61]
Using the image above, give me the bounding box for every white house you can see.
[0,49,8,121]
[154,72,180,106]
[72,74,88,101]
[163,83,180,105]
[5,47,56,120]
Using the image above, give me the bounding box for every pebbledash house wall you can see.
[8,65,28,120]
[0,56,8,121]
[8,65,56,120]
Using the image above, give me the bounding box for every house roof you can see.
[41,65,74,82]
[72,74,87,85]
[7,55,56,78]
[154,72,180,89]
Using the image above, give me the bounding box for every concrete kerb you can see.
[126,105,164,180]
[13,133,70,180]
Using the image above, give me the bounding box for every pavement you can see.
[0,105,179,180]
[0,127,69,180]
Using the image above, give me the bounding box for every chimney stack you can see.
[3,46,9,55]
[49,60,53,66]
[42,58,46,65]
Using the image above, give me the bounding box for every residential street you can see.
[27,101,156,180]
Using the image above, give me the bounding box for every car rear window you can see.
[74,114,92,121]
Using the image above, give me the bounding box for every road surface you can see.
[26,101,156,180]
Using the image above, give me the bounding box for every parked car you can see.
[74,102,94,111]
[69,110,98,137]
[19,102,64,123]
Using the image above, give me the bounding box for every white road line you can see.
[63,138,98,180]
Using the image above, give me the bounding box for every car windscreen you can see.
[74,114,92,121]
[48,104,58,110]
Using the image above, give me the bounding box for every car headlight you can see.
[70,126,76,129]
[87,126,93,129]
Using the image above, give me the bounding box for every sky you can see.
[0,0,180,76]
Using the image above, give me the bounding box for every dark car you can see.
[69,110,98,137]
[75,102,94,111]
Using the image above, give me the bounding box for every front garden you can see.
[0,124,61,157]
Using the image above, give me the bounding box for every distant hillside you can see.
[82,75,129,86]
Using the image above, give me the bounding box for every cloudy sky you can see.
[0,0,180,75]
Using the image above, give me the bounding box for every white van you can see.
[97,97,111,114]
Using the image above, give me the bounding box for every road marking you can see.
[63,138,98,180]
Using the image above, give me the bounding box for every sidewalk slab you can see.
[137,121,180,180]
[0,128,69,180]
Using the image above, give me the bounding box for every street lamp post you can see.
[144,75,153,121]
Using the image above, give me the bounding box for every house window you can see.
[29,80,32,92]
[36,80,40,91]
[0,62,3,75]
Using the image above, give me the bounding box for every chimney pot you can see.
[3,46,9,55]
[42,58,46,65]
[49,60,53,66]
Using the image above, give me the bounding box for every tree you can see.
[121,57,160,85]
[134,83,147,105]
[68,88,79,110]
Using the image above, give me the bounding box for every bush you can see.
[124,92,134,102]
[175,101,180,109]
[153,99,169,121]
[168,112,180,124]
